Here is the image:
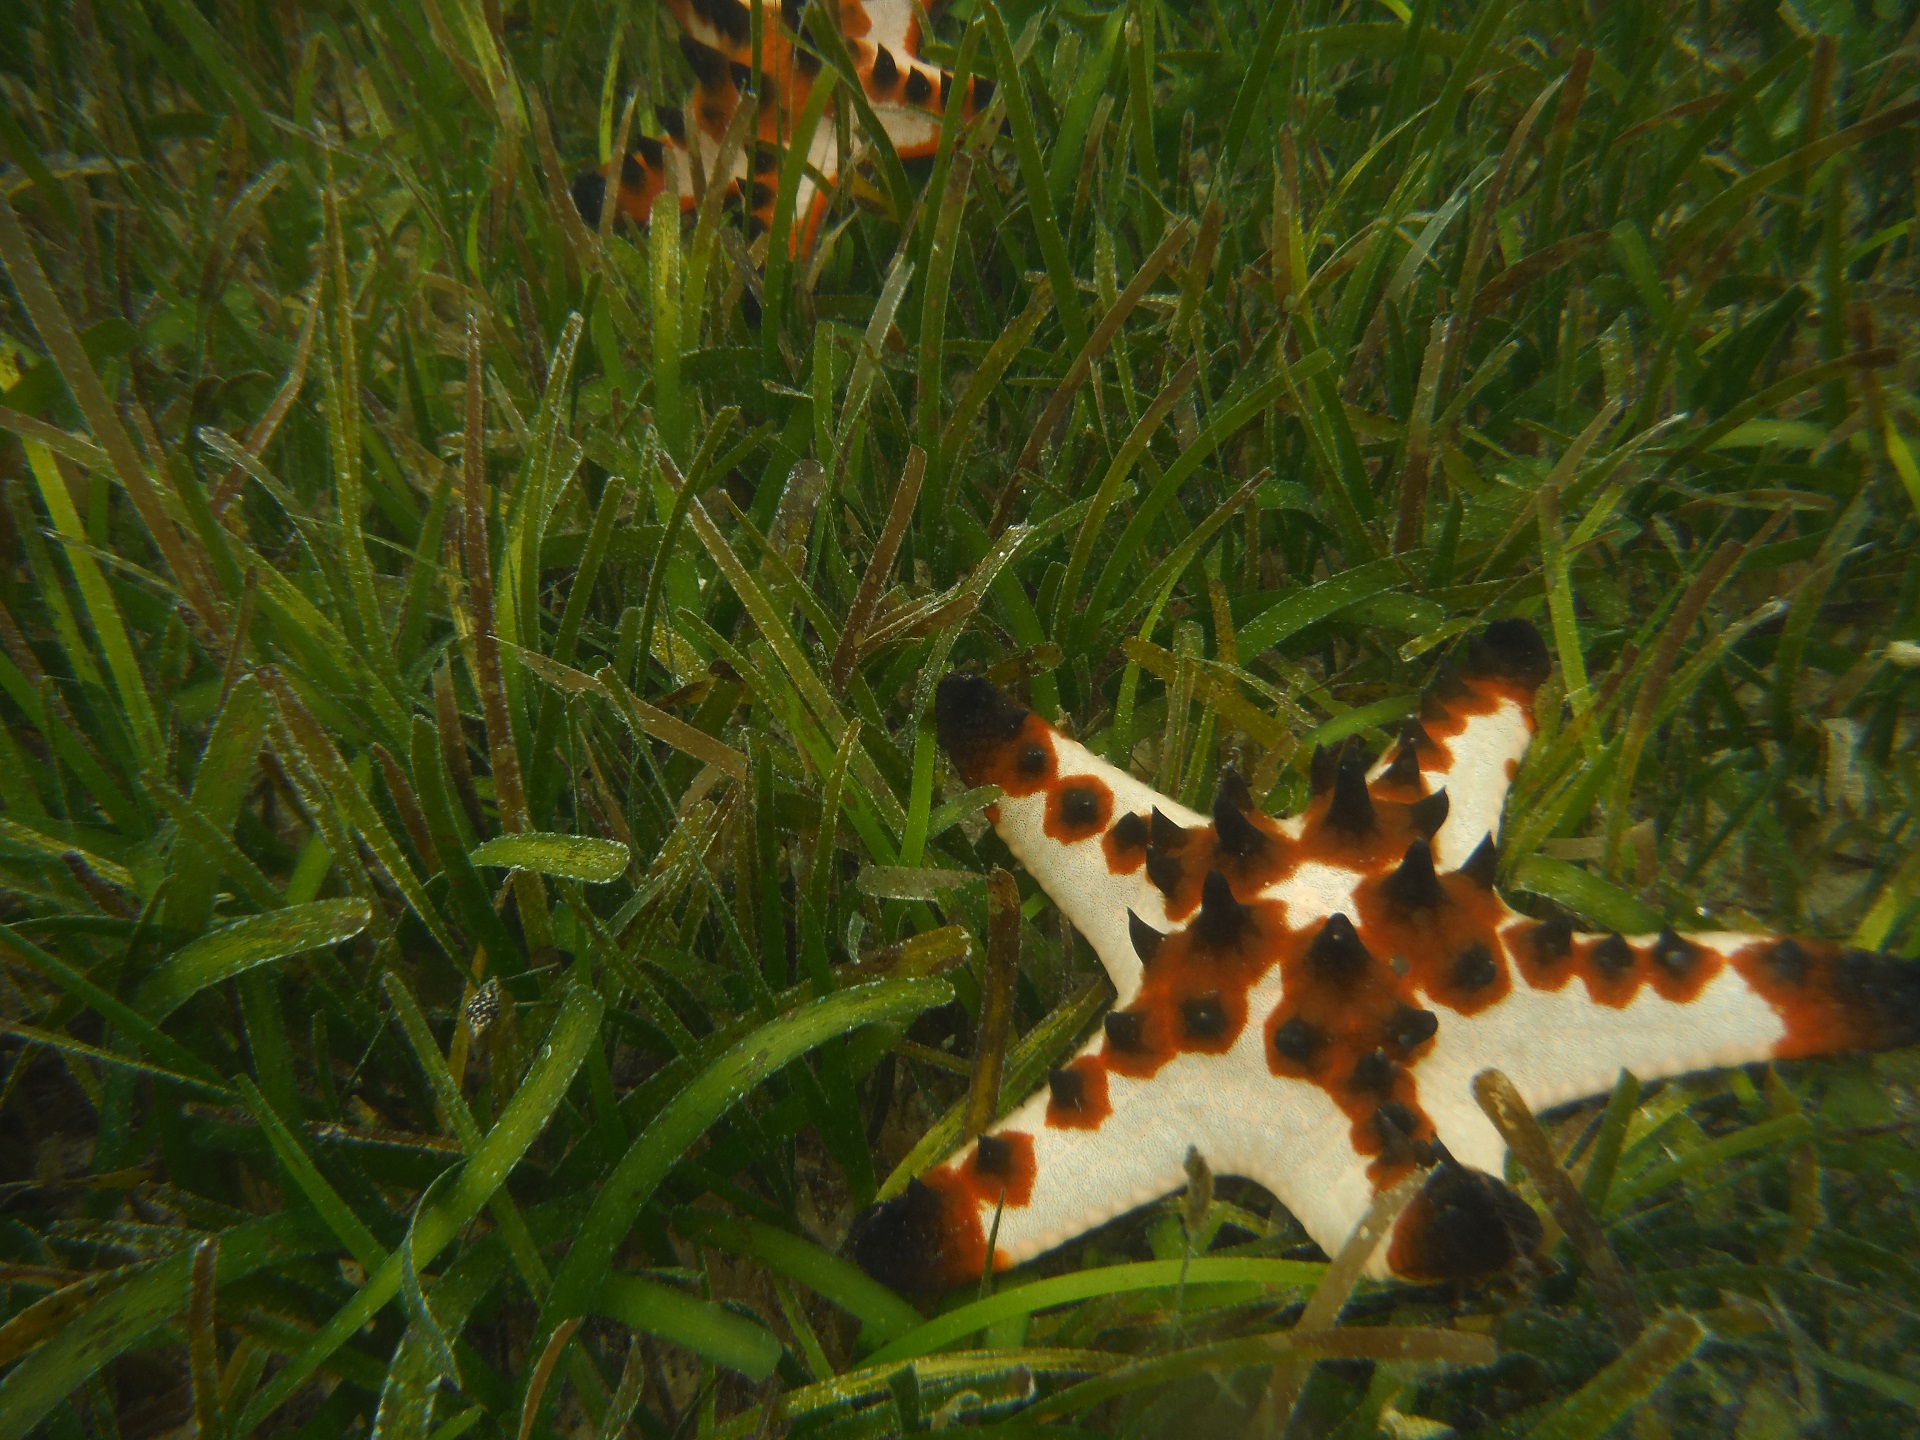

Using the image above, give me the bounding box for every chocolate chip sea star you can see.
[850,619,1920,1291]
[570,0,993,250]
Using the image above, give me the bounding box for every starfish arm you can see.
[1425,922,1920,1163]
[851,978,1375,1292]
[935,675,1207,1005]
[837,0,922,57]
[1387,618,1553,870]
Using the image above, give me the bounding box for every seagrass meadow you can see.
[0,0,1918,1433]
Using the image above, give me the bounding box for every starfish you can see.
[570,0,991,252]
[851,619,1920,1291]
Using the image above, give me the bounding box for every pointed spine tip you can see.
[1650,928,1699,975]
[1408,787,1450,839]
[1592,934,1634,976]
[1382,839,1447,912]
[1104,1010,1147,1052]
[1458,833,1498,887]
[1378,739,1421,789]
[1193,870,1251,948]
[1217,766,1255,812]
[1307,912,1372,983]
[569,171,607,227]
[1150,807,1188,850]
[1348,1048,1396,1096]
[1529,916,1574,962]
[1181,992,1227,1039]
[1450,942,1498,991]
[1463,618,1551,690]
[1309,743,1335,795]
[1323,741,1376,837]
[1144,849,1182,901]
[1212,779,1265,859]
[1128,910,1162,964]
[974,1133,1012,1175]
[1272,1015,1325,1064]
[1385,1003,1438,1054]
[1274,1021,1320,1067]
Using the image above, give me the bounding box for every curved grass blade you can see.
[1522,1310,1703,1440]
[867,1258,1326,1366]
[133,900,371,1022]
[593,1275,781,1380]
[675,1210,922,1341]
[469,832,630,884]
[540,977,953,1338]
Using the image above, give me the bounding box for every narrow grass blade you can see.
[593,1276,781,1379]
[469,833,630,884]
[1055,357,1199,640]
[233,983,602,1434]
[541,978,953,1336]
[0,1214,319,1440]
[982,0,1087,353]
[0,188,221,634]
[187,1237,221,1440]
[0,924,228,1089]
[675,1210,921,1340]
[1474,1069,1640,1343]
[19,442,158,762]
[265,672,458,957]
[1522,1310,1703,1440]
[869,1258,1325,1366]
[134,900,371,1022]
[234,1074,385,1274]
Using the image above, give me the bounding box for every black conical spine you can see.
[1128,910,1162,964]
[1459,833,1499,887]
[1212,782,1265,859]
[1307,913,1372,984]
[1379,739,1421,789]
[1105,1011,1147,1052]
[1408,788,1450,839]
[1382,839,1448,913]
[1192,870,1252,949]
[1650,928,1698,976]
[1528,916,1573,963]
[1324,741,1377,837]
[1150,808,1188,850]
[1309,744,1335,795]
[1144,849,1182,900]
[1217,766,1255,813]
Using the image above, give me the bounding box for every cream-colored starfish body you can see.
[851,621,1917,1291]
